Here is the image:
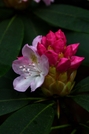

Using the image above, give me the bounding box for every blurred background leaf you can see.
[34,4,89,33]
[72,76,89,94]
[0,16,24,77]
[71,77,89,112]
[72,95,89,112]
[0,75,29,116]
[21,15,53,45]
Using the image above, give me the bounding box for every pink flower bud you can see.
[46,31,56,46]
[23,29,85,97]
[45,50,58,66]
[70,56,85,69]
[55,29,67,44]
[64,43,79,57]
[52,39,65,53]
[57,58,70,72]
[37,43,46,55]
[36,30,84,72]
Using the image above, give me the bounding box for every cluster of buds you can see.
[12,29,84,96]
[36,30,84,96]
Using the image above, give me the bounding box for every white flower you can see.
[12,44,49,92]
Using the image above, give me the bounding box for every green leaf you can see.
[71,77,89,112]
[0,103,54,134]
[72,95,89,112]
[21,15,52,44]
[0,76,29,116]
[0,69,44,116]
[73,77,89,94]
[66,31,89,66]
[0,16,24,77]
[34,4,89,33]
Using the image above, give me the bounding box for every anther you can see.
[19,66,23,69]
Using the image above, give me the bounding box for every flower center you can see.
[19,63,41,78]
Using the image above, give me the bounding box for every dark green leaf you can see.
[21,15,52,44]
[0,16,24,77]
[34,4,89,33]
[71,77,89,112]
[0,76,29,116]
[66,31,89,66]
[73,77,89,93]
[0,103,54,134]
[72,95,89,112]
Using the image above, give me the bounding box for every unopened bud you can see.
[41,67,77,97]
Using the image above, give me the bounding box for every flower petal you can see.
[64,43,79,57]
[32,35,42,48]
[12,57,29,75]
[45,50,58,66]
[57,58,70,72]
[70,56,85,69]
[40,55,49,75]
[13,76,32,92]
[46,31,56,46]
[52,39,65,53]
[42,0,53,5]
[55,29,67,44]
[22,44,39,63]
[37,42,46,55]
[31,75,45,91]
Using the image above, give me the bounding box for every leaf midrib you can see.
[0,15,16,44]
[20,103,53,134]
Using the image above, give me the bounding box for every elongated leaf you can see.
[66,31,89,66]
[70,77,89,112]
[73,77,89,94]
[0,16,24,76]
[21,15,52,44]
[0,76,29,116]
[72,95,89,112]
[0,103,54,134]
[34,4,89,33]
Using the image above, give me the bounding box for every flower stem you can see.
[0,97,45,102]
[51,124,71,130]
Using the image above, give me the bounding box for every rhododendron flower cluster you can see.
[34,0,54,6]
[12,29,84,96]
